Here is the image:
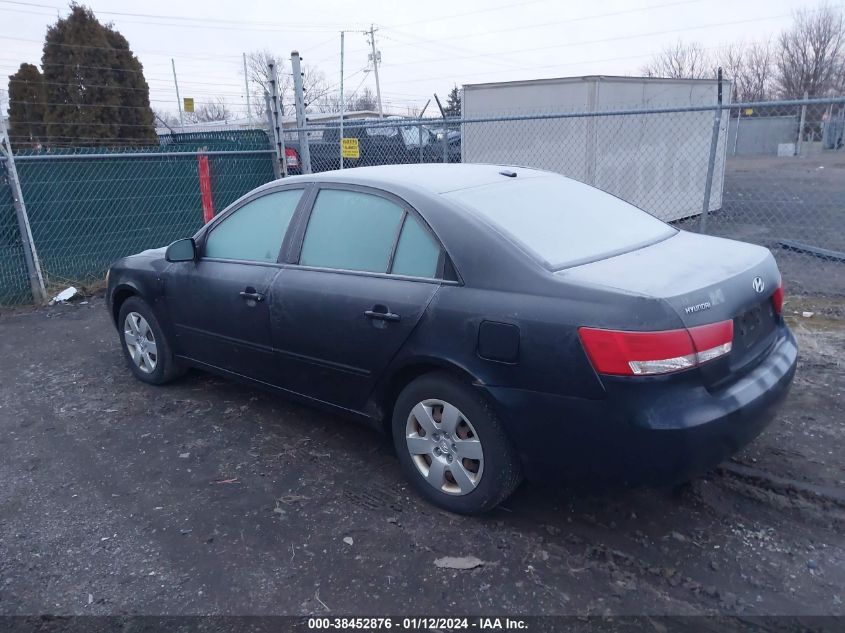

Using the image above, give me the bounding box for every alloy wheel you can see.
[123,311,157,374]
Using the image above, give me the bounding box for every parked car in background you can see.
[284,117,461,174]
[106,164,797,514]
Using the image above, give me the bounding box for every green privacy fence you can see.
[0,175,31,304]
[1,130,276,304]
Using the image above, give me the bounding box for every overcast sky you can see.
[0,0,831,118]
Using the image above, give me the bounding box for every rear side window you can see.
[445,175,676,269]
[205,189,302,262]
[391,214,440,278]
[300,190,404,272]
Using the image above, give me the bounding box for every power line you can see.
[383,0,555,30]
[381,0,706,53]
[383,38,777,86]
[371,11,808,68]
[0,1,354,32]
[0,34,265,62]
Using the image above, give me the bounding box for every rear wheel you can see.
[118,296,184,385]
[392,372,522,514]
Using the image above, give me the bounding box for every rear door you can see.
[165,187,305,382]
[269,185,445,411]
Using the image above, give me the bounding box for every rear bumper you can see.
[484,325,798,485]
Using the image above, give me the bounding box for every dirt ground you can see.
[0,296,843,617]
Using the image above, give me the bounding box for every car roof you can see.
[275,163,551,195]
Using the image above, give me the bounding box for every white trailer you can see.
[461,75,731,222]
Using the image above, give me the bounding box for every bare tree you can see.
[243,49,331,117]
[776,3,845,98]
[152,108,179,130]
[720,41,774,102]
[347,86,378,112]
[184,97,231,123]
[641,40,715,79]
[745,41,776,101]
[309,86,380,114]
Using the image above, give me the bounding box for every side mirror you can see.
[165,237,197,262]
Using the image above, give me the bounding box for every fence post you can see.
[0,117,47,303]
[197,152,215,223]
[732,107,742,156]
[264,91,282,180]
[418,121,424,163]
[698,68,723,235]
[797,91,808,157]
[266,60,288,178]
[290,51,312,174]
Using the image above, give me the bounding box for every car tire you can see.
[117,296,184,385]
[392,372,522,514]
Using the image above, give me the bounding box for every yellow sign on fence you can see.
[183,98,195,113]
[341,137,360,159]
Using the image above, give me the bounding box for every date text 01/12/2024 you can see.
[306,617,529,630]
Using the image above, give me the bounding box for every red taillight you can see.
[579,320,734,376]
[285,147,300,167]
[772,276,784,315]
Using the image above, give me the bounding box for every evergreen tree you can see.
[7,63,47,147]
[444,85,461,118]
[41,4,155,145]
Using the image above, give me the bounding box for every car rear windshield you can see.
[444,175,676,269]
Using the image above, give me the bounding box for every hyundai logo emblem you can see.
[752,276,765,293]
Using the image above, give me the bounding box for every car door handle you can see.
[364,309,401,322]
[239,290,265,303]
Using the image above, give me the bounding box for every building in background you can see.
[461,75,731,221]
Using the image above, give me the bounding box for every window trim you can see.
[195,184,311,265]
[289,183,452,281]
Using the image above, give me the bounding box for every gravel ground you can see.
[0,298,843,616]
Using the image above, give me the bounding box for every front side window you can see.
[299,189,404,273]
[204,189,303,262]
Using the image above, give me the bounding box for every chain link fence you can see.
[1,98,844,304]
[708,100,845,296]
[1,131,275,304]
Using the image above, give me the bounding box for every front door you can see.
[165,187,305,383]
[269,186,446,411]
[167,259,280,382]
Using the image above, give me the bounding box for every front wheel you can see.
[117,296,184,385]
[392,372,522,514]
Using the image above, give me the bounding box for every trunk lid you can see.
[558,230,781,383]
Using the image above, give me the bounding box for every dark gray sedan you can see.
[106,164,797,514]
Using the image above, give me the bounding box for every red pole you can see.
[198,154,215,223]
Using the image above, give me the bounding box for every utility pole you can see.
[339,31,345,170]
[368,25,384,118]
[243,53,252,124]
[0,115,47,303]
[171,58,184,131]
[290,50,312,174]
[266,60,287,178]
